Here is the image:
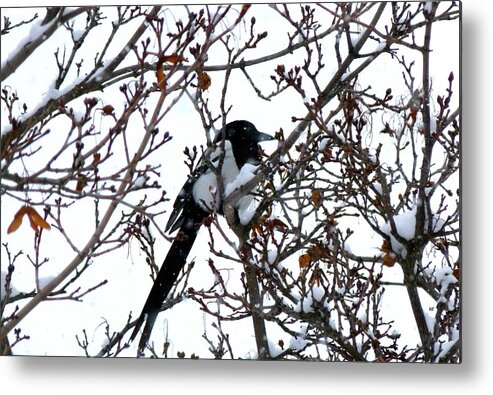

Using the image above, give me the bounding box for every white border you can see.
[2,0,491,393]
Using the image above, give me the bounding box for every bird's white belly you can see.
[192,141,240,211]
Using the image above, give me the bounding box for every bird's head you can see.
[215,120,274,167]
[215,120,274,145]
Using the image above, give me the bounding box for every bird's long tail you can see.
[130,219,202,353]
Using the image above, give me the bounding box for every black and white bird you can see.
[130,120,273,352]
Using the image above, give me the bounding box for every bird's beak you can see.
[256,131,275,142]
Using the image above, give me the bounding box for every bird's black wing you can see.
[164,172,197,234]
[165,152,222,233]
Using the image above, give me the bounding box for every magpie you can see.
[130,120,273,352]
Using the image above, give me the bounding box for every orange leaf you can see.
[162,54,185,64]
[410,106,418,122]
[299,253,312,268]
[311,189,322,208]
[91,153,101,167]
[7,205,29,234]
[7,205,50,234]
[251,222,264,235]
[307,244,330,260]
[382,252,397,267]
[198,71,211,91]
[270,218,288,230]
[76,174,88,192]
[25,206,51,233]
[7,215,24,234]
[251,223,262,233]
[156,61,166,91]
[381,239,391,253]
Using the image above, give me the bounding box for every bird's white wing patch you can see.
[192,170,219,211]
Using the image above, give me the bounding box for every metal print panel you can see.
[0,2,461,361]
